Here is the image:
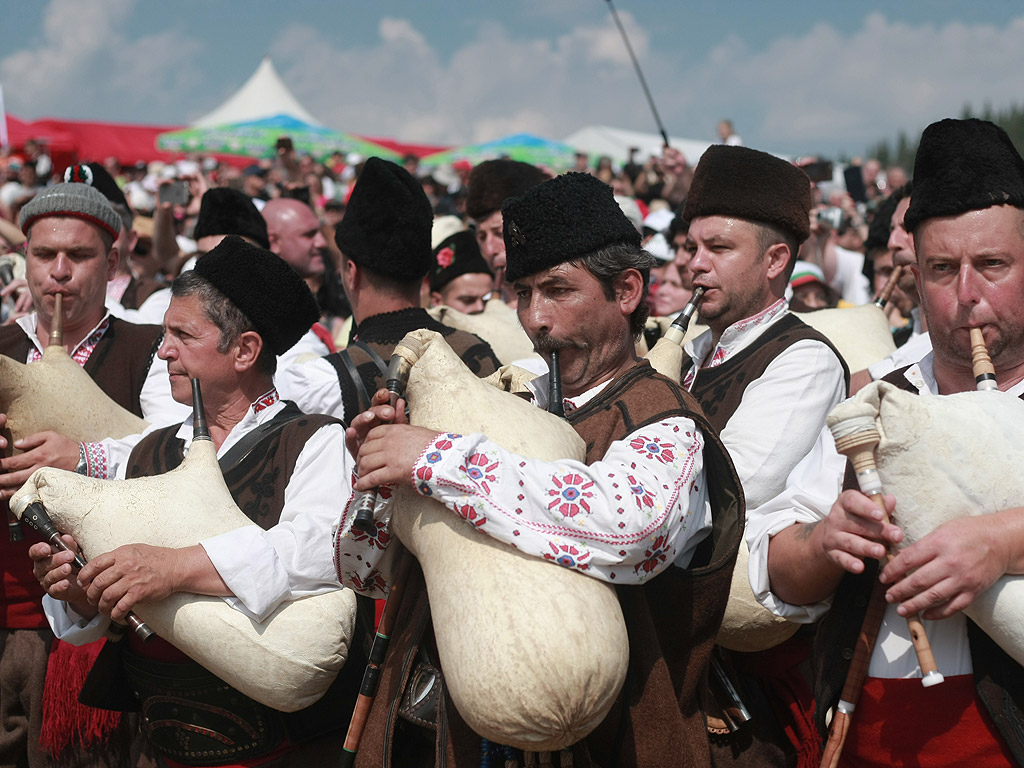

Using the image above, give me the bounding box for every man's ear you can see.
[106,243,120,280]
[233,330,265,372]
[614,268,645,316]
[764,242,791,281]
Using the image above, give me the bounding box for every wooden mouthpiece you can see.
[970,328,998,391]
[872,265,903,308]
[49,293,63,347]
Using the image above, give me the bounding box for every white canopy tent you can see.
[192,57,321,128]
[562,125,714,168]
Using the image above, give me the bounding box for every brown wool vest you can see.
[118,277,167,311]
[812,367,1024,767]
[126,404,333,526]
[355,361,745,768]
[325,308,501,424]
[685,313,849,434]
[0,318,162,628]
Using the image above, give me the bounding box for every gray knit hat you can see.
[19,182,121,241]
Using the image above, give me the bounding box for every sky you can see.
[3,0,1023,160]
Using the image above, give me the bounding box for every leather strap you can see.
[216,405,307,473]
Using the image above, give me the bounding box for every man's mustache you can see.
[533,335,586,354]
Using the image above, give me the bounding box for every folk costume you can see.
[747,119,1024,767]
[680,145,848,768]
[1,183,184,768]
[42,238,364,767]
[335,172,744,766]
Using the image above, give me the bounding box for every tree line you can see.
[867,103,1024,171]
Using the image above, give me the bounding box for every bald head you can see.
[261,198,328,279]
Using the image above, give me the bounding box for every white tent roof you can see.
[192,57,321,128]
[563,125,713,168]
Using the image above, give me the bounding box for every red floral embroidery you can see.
[461,452,499,494]
[543,540,591,570]
[29,318,109,365]
[348,571,387,594]
[455,503,487,527]
[252,388,280,415]
[349,519,391,549]
[628,436,676,464]
[626,474,655,509]
[634,533,670,575]
[547,473,594,517]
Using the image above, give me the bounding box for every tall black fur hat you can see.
[334,157,433,282]
[466,159,547,220]
[683,145,812,243]
[502,173,641,283]
[192,235,318,355]
[193,188,269,249]
[904,118,1024,232]
[430,230,492,292]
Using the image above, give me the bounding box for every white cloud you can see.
[271,13,652,145]
[672,12,1024,154]
[6,5,1024,159]
[1,0,203,121]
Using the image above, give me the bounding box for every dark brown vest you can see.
[568,362,745,768]
[684,313,849,434]
[325,307,501,424]
[118,277,167,311]
[812,366,1024,767]
[355,361,744,768]
[125,403,333,525]
[0,317,162,417]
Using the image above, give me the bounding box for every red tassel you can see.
[39,638,123,762]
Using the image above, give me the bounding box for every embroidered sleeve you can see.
[408,419,710,584]
[80,441,110,479]
[333,474,403,599]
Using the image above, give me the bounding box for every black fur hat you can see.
[502,173,641,283]
[683,145,812,244]
[193,188,269,249]
[904,118,1024,232]
[430,230,492,292]
[193,235,318,355]
[334,157,433,282]
[466,159,547,221]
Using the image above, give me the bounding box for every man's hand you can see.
[0,423,80,499]
[354,424,440,492]
[881,511,1020,620]
[344,388,405,459]
[1,277,31,322]
[767,490,903,606]
[29,536,97,619]
[77,544,209,622]
[813,490,903,573]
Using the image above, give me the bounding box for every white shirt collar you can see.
[685,298,788,371]
[175,390,285,457]
[16,310,113,356]
[903,352,1024,397]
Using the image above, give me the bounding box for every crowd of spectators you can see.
[0,128,913,336]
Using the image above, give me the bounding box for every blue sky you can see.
[3,0,1023,159]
